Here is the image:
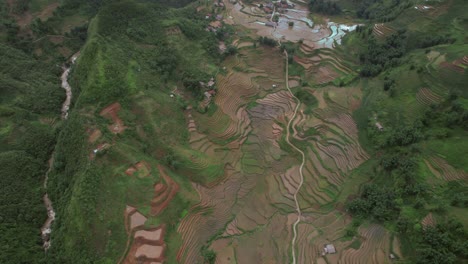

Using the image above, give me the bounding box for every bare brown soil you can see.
[314,66,339,84]
[122,224,167,264]
[125,161,151,177]
[421,213,436,228]
[425,156,467,181]
[100,102,127,134]
[36,2,60,21]
[88,129,102,143]
[129,211,147,230]
[151,165,180,216]
[440,61,465,74]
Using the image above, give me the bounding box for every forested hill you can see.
[0,0,92,262]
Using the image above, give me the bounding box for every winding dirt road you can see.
[283,50,306,264]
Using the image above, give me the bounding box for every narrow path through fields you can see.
[283,50,306,264]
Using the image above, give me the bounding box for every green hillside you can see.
[1,0,466,263]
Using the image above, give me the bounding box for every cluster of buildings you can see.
[262,0,295,14]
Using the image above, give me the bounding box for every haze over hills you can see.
[0,0,466,263]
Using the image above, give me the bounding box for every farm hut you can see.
[208,89,216,96]
[266,21,277,27]
[207,77,215,87]
[375,122,384,131]
[324,244,336,254]
[204,91,212,99]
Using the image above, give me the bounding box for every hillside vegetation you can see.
[338,0,468,262]
[1,0,466,263]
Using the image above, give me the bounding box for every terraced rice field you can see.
[164,42,395,263]
[424,156,468,181]
[337,224,392,263]
[416,88,443,106]
[372,23,396,40]
[293,47,356,85]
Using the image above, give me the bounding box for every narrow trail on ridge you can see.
[283,50,306,264]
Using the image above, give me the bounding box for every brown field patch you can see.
[88,129,102,143]
[100,102,127,134]
[288,79,300,88]
[150,165,180,216]
[300,41,315,54]
[165,26,182,36]
[339,224,391,263]
[421,213,436,229]
[440,61,464,74]
[416,88,443,106]
[314,66,339,85]
[122,225,167,264]
[129,211,147,230]
[237,41,253,48]
[125,161,151,178]
[425,156,468,181]
[372,23,395,40]
[36,2,60,21]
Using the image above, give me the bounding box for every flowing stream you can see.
[41,52,79,251]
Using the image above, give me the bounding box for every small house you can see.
[265,21,277,27]
[207,77,215,87]
[204,91,212,99]
[324,244,336,254]
[216,14,223,21]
